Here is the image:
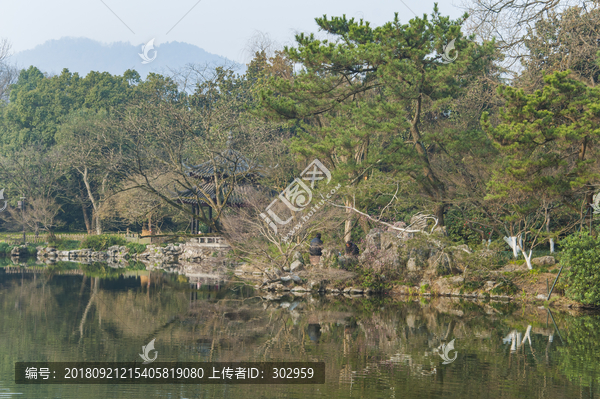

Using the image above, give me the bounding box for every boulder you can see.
[380,232,399,251]
[291,286,309,292]
[292,251,304,264]
[10,246,28,257]
[365,229,383,250]
[407,258,418,272]
[280,275,302,284]
[531,256,556,267]
[290,260,304,272]
[409,247,430,263]
[358,228,406,270]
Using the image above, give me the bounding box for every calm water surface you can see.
[1,261,599,399]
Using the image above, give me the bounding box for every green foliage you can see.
[462,280,484,292]
[2,67,139,148]
[562,231,600,305]
[126,260,148,269]
[47,238,80,250]
[26,245,37,256]
[343,262,398,292]
[0,243,37,256]
[445,209,488,244]
[79,234,127,251]
[0,242,10,255]
[558,315,600,388]
[261,6,498,226]
[357,267,390,292]
[483,70,600,205]
[490,280,519,296]
[125,243,147,254]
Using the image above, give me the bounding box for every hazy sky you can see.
[1,0,464,62]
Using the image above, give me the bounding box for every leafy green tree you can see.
[561,231,600,305]
[1,67,138,148]
[260,6,497,240]
[482,70,600,239]
[55,109,118,234]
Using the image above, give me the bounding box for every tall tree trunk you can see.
[578,137,594,233]
[545,206,554,253]
[344,197,352,242]
[585,188,594,234]
[409,93,447,225]
[81,202,91,234]
[434,204,445,233]
[81,166,102,235]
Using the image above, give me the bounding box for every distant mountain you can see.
[10,37,238,78]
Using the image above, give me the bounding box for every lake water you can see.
[1,262,599,399]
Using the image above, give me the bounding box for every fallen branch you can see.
[324,200,438,235]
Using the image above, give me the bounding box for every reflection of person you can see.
[309,233,323,256]
[345,241,359,256]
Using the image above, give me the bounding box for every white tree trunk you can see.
[503,236,521,258]
[344,198,352,242]
[523,249,533,270]
[546,208,554,253]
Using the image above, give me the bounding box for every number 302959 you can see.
[272,367,314,379]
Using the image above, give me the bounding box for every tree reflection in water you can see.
[0,267,598,398]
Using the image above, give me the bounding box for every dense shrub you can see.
[79,234,127,251]
[490,280,518,296]
[0,242,9,255]
[0,243,39,256]
[48,237,80,250]
[125,243,147,254]
[26,245,37,256]
[562,232,600,305]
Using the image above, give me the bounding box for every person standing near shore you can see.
[345,241,359,257]
[309,233,323,265]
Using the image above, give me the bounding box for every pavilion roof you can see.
[183,148,261,180]
[174,182,251,207]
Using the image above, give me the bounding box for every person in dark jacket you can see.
[345,241,359,257]
[309,233,323,256]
